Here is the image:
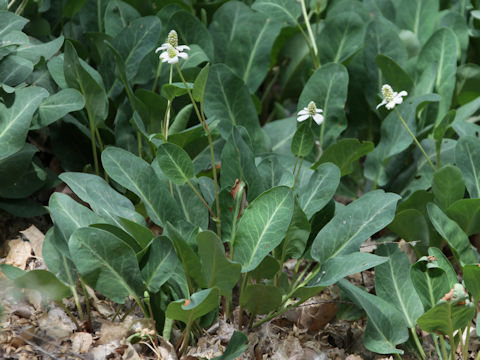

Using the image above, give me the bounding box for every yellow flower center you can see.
[307,101,317,115]
[168,30,178,48]
[381,85,394,102]
[167,45,177,58]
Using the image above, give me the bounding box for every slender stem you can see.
[435,140,442,169]
[165,65,174,140]
[176,62,221,236]
[433,335,443,360]
[70,285,84,323]
[224,294,232,321]
[292,155,299,175]
[394,108,436,171]
[152,61,163,92]
[447,329,455,360]
[56,301,80,330]
[111,303,123,322]
[238,274,249,329]
[394,354,402,360]
[463,325,471,359]
[97,0,103,33]
[296,24,317,68]
[7,0,19,10]
[186,178,216,219]
[79,279,91,326]
[162,317,174,341]
[300,0,319,62]
[319,119,326,149]
[292,157,304,189]
[14,0,27,14]
[410,327,426,360]
[179,313,194,355]
[476,349,480,360]
[88,114,100,176]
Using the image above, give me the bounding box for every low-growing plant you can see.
[1,0,480,359]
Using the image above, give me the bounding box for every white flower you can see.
[157,43,189,64]
[155,30,190,64]
[376,84,408,110]
[297,101,324,125]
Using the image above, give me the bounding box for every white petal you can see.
[316,109,323,113]
[297,109,309,115]
[155,44,168,53]
[177,45,190,51]
[386,101,396,109]
[398,90,408,97]
[159,52,169,60]
[376,99,387,109]
[167,56,179,64]
[177,52,189,59]
[297,114,310,122]
[313,114,324,125]
[393,96,403,105]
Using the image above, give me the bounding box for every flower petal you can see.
[386,101,396,109]
[297,114,310,122]
[167,56,179,64]
[313,114,324,125]
[155,44,168,53]
[297,109,309,115]
[398,91,408,97]
[316,109,323,113]
[177,45,190,51]
[376,99,387,109]
[178,52,189,59]
[393,96,404,105]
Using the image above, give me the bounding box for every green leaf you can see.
[240,284,283,315]
[0,11,28,38]
[433,110,455,141]
[59,172,145,229]
[64,41,107,127]
[250,255,280,281]
[281,199,310,260]
[166,288,220,324]
[63,0,86,18]
[204,64,264,151]
[14,270,71,302]
[298,63,348,146]
[42,227,78,287]
[252,0,301,27]
[89,223,143,255]
[16,36,64,65]
[463,265,480,303]
[376,54,414,94]
[165,223,206,288]
[102,146,182,227]
[338,279,408,354]
[312,139,373,176]
[432,165,465,211]
[172,183,208,230]
[363,17,407,108]
[233,186,294,273]
[48,192,104,255]
[69,227,145,304]
[0,264,26,279]
[308,252,388,287]
[410,254,453,311]
[427,247,458,289]
[141,236,178,293]
[364,94,441,186]
[197,231,242,295]
[104,0,140,37]
[0,87,48,161]
[375,244,424,328]
[417,28,457,122]
[455,136,480,198]
[297,163,340,220]
[112,16,161,81]
[396,0,438,44]
[212,331,248,360]
[291,122,314,157]
[446,199,480,236]
[417,299,475,335]
[167,10,214,60]
[389,209,430,249]
[318,11,364,64]
[311,190,400,264]
[220,127,266,201]
[0,143,36,188]
[156,143,194,185]
[192,63,209,103]
[427,202,478,266]
[35,89,85,129]
[0,55,33,86]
